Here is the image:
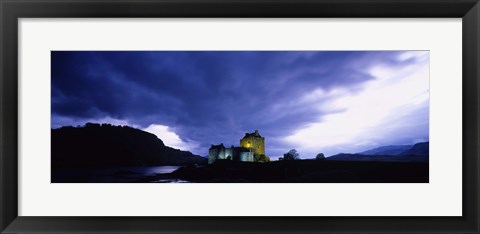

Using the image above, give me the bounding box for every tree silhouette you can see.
[283,149,300,160]
[316,153,325,160]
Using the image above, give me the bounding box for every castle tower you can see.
[240,130,265,156]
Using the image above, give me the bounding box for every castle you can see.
[208,130,268,164]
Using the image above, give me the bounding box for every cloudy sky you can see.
[51,51,429,158]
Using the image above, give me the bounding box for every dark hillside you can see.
[52,123,207,168]
[358,145,412,155]
[326,153,428,162]
[401,142,429,156]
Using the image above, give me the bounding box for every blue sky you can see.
[51,51,429,158]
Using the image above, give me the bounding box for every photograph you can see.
[51,51,429,183]
[2,0,477,232]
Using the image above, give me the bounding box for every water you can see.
[52,166,184,183]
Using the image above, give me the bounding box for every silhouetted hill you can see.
[326,153,428,162]
[400,142,429,156]
[52,123,207,168]
[328,142,429,162]
[358,145,412,155]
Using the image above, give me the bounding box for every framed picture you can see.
[1,0,479,233]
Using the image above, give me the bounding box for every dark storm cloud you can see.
[51,51,422,155]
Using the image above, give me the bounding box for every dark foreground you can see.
[137,160,428,183]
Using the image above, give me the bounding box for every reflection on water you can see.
[154,179,190,183]
[52,166,185,183]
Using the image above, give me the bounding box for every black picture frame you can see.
[1,0,479,233]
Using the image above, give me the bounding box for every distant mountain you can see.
[358,145,412,156]
[400,142,429,156]
[327,142,429,162]
[52,123,207,168]
[326,153,428,162]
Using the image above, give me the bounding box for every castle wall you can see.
[218,147,225,160]
[239,151,254,162]
[209,145,236,164]
[224,147,234,160]
[208,148,218,164]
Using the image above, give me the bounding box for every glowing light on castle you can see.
[240,130,265,156]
